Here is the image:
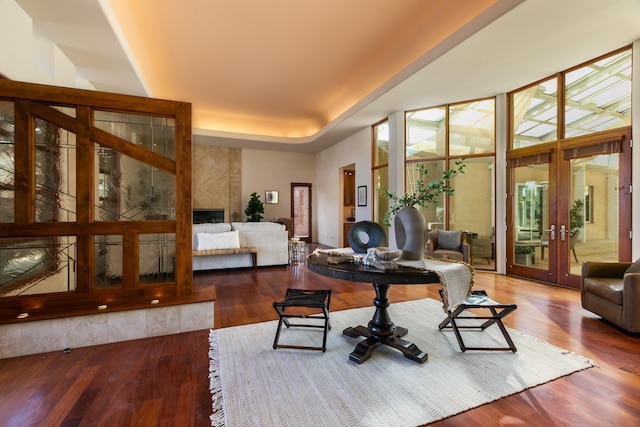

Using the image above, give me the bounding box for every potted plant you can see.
[570,199,584,233]
[244,192,264,222]
[515,245,535,265]
[383,160,465,260]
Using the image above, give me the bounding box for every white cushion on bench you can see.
[196,231,240,250]
[231,222,284,232]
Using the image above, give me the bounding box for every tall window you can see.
[372,120,389,226]
[406,98,496,270]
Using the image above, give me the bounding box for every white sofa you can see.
[192,222,289,271]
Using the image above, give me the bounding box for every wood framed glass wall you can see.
[372,119,389,229]
[0,80,193,323]
[507,46,632,287]
[405,98,496,270]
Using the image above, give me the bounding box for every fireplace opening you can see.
[193,209,224,224]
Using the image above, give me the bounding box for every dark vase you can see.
[394,206,426,260]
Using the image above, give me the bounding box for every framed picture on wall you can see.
[265,190,279,204]
[357,186,367,206]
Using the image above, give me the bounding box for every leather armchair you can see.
[581,261,640,333]
[426,230,470,263]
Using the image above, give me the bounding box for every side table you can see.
[288,239,306,264]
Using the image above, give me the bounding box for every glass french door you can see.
[507,148,558,283]
[507,130,631,288]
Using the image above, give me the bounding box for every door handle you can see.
[560,225,566,241]
[547,225,555,241]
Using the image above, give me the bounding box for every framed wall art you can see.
[357,186,367,206]
[265,190,279,204]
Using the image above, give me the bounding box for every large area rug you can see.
[209,298,596,427]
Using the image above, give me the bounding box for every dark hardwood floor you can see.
[1,245,640,426]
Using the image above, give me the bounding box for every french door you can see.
[506,129,631,288]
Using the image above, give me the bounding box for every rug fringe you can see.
[209,329,226,427]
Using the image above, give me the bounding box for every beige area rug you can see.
[209,298,596,427]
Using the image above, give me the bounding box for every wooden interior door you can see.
[291,183,312,242]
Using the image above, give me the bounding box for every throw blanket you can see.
[315,248,474,311]
[397,258,474,311]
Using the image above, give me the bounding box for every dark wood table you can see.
[306,253,441,364]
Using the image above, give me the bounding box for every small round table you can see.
[288,239,306,264]
[306,253,440,364]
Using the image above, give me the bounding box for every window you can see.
[372,120,389,226]
[406,99,496,269]
[565,49,632,138]
[510,47,632,147]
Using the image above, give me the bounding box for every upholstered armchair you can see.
[581,261,640,333]
[425,230,470,263]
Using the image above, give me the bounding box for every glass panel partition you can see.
[0,101,14,223]
[94,111,176,160]
[34,118,77,222]
[0,236,77,296]
[139,233,176,283]
[94,235,123,289]
[95,144,176,221]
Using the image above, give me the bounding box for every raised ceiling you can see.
[11,0,640,152]
[107,0,501,138]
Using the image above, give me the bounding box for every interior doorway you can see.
[341,165,356,247]
[291,183,312,242]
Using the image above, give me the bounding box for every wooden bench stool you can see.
[438,290,517,352]
[273,288,332,352]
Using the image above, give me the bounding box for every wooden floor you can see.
[1,246,640,426]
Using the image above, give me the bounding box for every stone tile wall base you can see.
[0,301,214,359]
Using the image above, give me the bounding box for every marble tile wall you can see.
[0,301,213,359]
[192,145,242,222]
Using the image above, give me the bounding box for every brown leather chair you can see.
[426,230,470,263]
[581,261,640,333]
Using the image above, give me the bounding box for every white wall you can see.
[0,1,84,88]
[315,127,371,247]
[242,148,315,224]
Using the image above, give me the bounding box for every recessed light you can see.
[151,299,160,304]
[98,304,108,310]
[17,313,29,319]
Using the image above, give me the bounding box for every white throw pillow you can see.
[196,231,240,250]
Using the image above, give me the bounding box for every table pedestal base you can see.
[343,325,428,364]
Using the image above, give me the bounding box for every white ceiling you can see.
[12,0,640,153]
